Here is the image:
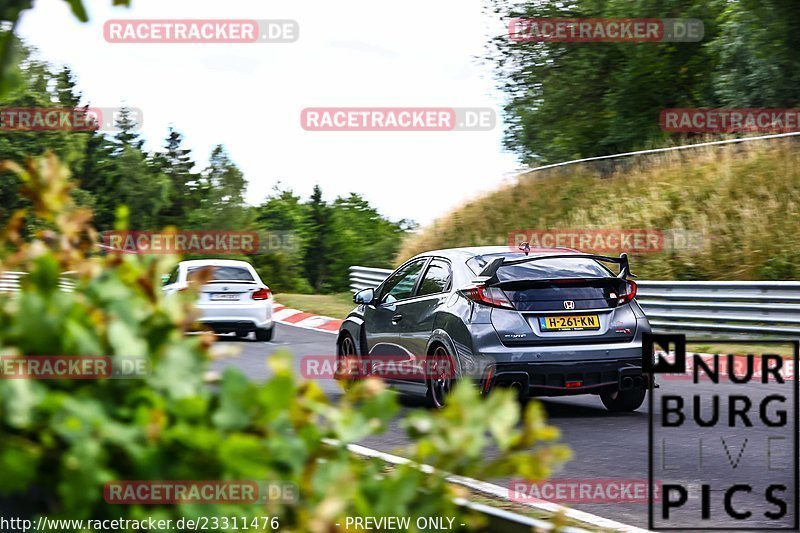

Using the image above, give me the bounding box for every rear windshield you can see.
[187,265,254,282]
[466,254,612,282]
[501,278,627,311]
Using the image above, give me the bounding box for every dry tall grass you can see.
[398,140,800,280]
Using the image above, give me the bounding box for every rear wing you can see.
[475,253,635,285]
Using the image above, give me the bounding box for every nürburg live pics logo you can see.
[645,333,799,530]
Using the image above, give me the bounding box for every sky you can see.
[16,0,522,225]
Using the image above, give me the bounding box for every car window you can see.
[466,254,612,281]
[166,266,179,285]
[187,265,254,282]
[417,260,451,296]
[381,260,426,302]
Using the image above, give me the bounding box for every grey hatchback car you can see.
[337,246,652,410]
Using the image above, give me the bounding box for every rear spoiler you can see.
[475,253,635,285]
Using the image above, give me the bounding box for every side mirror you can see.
[161,274,170,286]
[353,288,375,305]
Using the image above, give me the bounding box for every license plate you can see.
[210,293,239,301]
[539,315,600,331]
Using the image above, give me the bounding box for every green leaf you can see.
[62,0,88,22]
[0,439,41,494]
[212,368,254,431]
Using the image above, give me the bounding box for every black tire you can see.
[426,345,456,409]
[600,388,646,412]
[336,333,360,389]
[255,327,274,342]
[235,331,249,338]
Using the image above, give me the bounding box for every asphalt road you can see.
[211,323,798,531]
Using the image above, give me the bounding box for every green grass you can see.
[398,139,800,281]
[275,292,355,319]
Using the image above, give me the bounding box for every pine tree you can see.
[155,127,198,227]
[54,66,81,107]
[113,106,144,151]
[303,185,332,291]
[190,144,248,228]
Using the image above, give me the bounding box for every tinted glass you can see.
[502,278,627,311]
[417,260,451,296]
[466,254,611,281]
[382,260,425,301]
[187,266,254,282]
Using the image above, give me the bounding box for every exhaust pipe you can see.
[633,376,644,389]
[489,372,529,401]
[620,376,634,391]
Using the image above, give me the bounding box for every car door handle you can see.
[391,314,403,324]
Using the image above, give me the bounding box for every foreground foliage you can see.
[0,153,570,531]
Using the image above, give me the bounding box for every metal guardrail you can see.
[0,271,77,293]
[350,266,800,338]
[513,131,800,176]
[350,266,393,293]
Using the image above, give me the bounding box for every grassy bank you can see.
[398,139,800,280]
[275,292,355,318]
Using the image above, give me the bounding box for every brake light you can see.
[252,287,271,300]
[483,366,494,393]
[461,286,513,309]
[617,280,637,305]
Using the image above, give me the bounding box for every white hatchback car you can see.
[163,259,275,341]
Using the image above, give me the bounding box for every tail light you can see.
[461,286,514,309]
[617,280,637,305]
[252,287,271,300]
[483,365,495,393]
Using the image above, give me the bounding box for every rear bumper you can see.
[486,358,652,397]
[195,299,273,331]
[200,320,274,333]
[465,319,652,396]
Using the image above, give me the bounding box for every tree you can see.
[253,184,312,293]
[0,1,132,99]
[111,145,170,229]
[303,185,333,291]
[112,105,144,151]
[326,193,407,291]
[54,66,81,107]
[155,127,199,228]
[0,49,90,226]
[73,132,117,229]
[484,0,791,163]
[710,0,800,107]
[190,145,247,229]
